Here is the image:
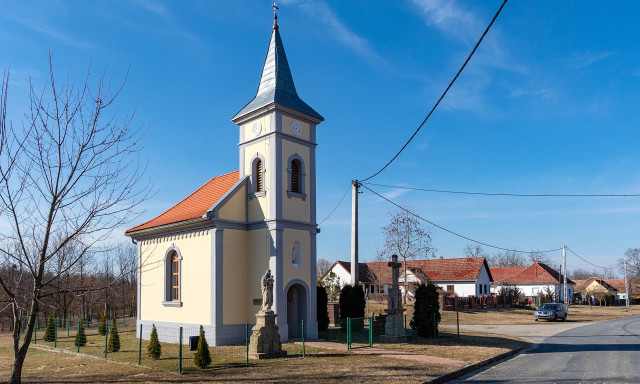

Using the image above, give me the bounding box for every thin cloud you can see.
[1,12,94,49]
[281,0,385,65]
[564,50,616,70]
[131,0,203,46]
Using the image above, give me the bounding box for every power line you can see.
[566,247,616,270]
[361,0,509,182]
[363,182,640,198]
[318,184,351,226]
[361,183,562,254]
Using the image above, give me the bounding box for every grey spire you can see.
[233,29,323,121]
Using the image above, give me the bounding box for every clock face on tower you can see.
[251,121,262,137]
[291,121,302,136]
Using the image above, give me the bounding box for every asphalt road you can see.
[453,316,640,384]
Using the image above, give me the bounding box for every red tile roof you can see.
[490,267,527,284]
[326,261,378,284]
[366,257,491,283]
[506,262,575,285]
[126,170,239,234]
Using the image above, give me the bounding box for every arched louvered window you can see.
[291,159,301,193]
[255,158,263,192]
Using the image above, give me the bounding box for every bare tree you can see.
[570,267,598,280]
[526,251,552,266]
[382,206,434,304]
[486,250,526,268]
[316,258,332,278]
[0,54,149,384]
[368,247,388,295]
[463,244,488,259]
[620,248,640,284]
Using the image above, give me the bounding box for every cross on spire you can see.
[272,2,279,30]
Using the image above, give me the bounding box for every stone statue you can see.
[383,254,406,342]
[260,269,274,313]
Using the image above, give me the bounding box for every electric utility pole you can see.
[562,245,567,306]
[351,180,360,285]
[624,261,630,308]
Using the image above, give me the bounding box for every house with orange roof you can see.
[321,257,493,299]
[125,14,323,344]
[490,262,575,302]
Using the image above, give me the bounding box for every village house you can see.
[322,257,493,299]
[490,261,575,302]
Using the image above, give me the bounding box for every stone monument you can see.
[249,269,286,359]
[382,254,407,342]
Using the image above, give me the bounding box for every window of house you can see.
[484,284,488,295]
[447,285,454,293]
[255,159,263,192]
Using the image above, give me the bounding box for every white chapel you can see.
[126,11,323,345]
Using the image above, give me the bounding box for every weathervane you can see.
[272,2,279,30]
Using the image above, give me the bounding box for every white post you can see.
[624,261,630,308]
[562,245,567,307]
[351,180,359,286]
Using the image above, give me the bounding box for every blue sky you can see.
[2,0,639,276]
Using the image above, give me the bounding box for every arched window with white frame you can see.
[163,246,182,307]
[250,153,266,196]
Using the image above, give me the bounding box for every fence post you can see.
[54,317,58,348]
[245,323,249,365]
[77,320,81,353]
[34,318,37,344]
[433,313,436,339]
[404,314,407,343]
[104,320,108,359]
[67,313,70,337]
[138,324,142,365]
[347,318,351,351]
[301,320,305,357]
[178,327,183,374]
[457,309,460,338]
[369,316,373,347]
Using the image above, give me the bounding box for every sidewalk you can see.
[295,341,468,367]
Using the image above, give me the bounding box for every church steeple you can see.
[232,13,323,122]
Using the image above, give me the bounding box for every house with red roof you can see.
[321,257,493,299]
[490,262,575,302]
[125,14,323,344]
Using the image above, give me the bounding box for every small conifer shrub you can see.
[194,325,212,368]
[147,324,162,360]
[43,314,56,342]
[74,319,87,347]
[98,310,107,336]
[107,318,120,352]
[317,285,330,331]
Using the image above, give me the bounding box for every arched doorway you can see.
[286,283,307,339]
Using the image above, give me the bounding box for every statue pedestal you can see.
[381,308,407,343]
[249,311,287,359]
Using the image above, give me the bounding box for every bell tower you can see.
[231,6,323,341]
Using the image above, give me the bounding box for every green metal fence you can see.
[347,316,373,350]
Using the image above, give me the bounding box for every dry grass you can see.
[0,330,457,384]
[377,329,529,363]
[367,299,640,326]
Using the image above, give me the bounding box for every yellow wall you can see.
[222,229,249,324]
[247,228,272,323]
[282,229,311,288]
[217,183,246,222]
[139,229,212,324]
[282,114,311,142]
[242,114,271,140]
[281,140,310,222]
